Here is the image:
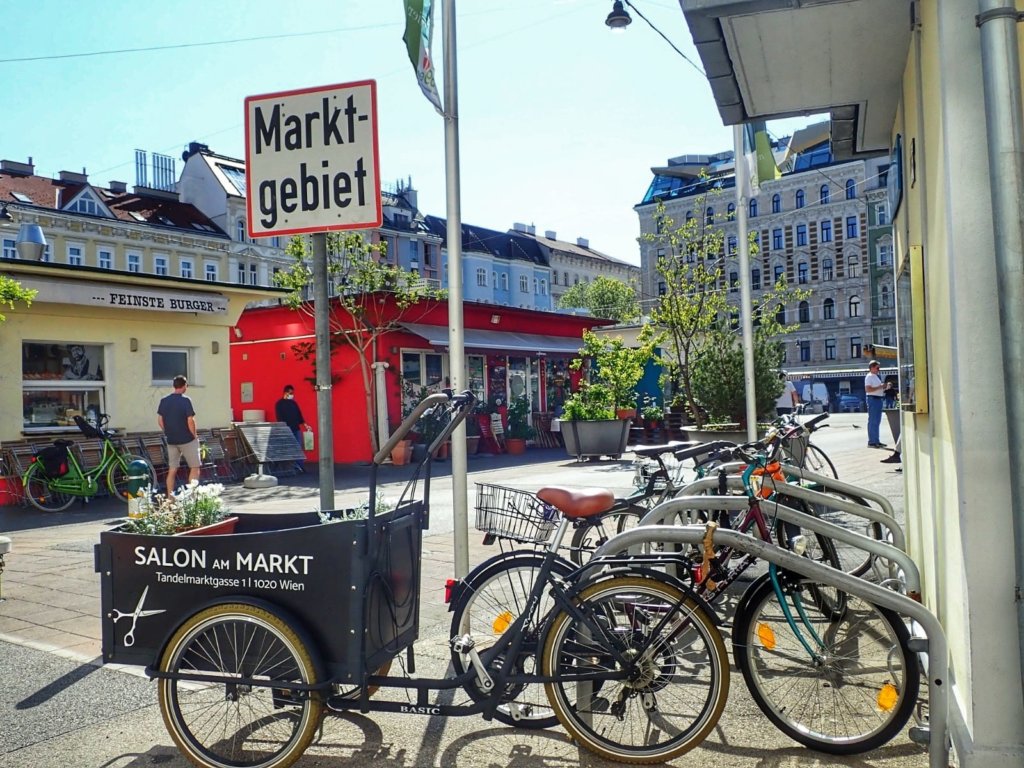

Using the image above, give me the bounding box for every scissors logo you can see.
[111,585,166,647]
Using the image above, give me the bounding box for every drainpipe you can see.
[977,0,1024,705]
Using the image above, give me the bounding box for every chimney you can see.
[512,222,527,233]
[1,158,35,176]
[576,237,590,248]
[182,141,210,161]
[59,169,89,184]
[544,230,557,240]
[526,224,535,235]
[108,180,127,194]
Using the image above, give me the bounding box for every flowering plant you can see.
[122,481,228,535]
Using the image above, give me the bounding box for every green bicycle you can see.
[22,414,155,512]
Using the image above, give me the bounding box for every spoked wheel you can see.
[449,551,574,729]
[106,454,155,502]
[158,603,323,768]
[800,443,838,478]
[540,576,730,763]
[23,463,75,512]
[569,506,644,565]
[733,573,919,754]
[801,490,886,578]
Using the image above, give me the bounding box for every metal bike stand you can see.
[592,524,951,768]
[634,495,922,598]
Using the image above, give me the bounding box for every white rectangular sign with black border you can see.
[245,80,382,238]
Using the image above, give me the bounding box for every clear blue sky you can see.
[1,0,821,266]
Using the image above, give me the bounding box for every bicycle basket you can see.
[474,483,557,544]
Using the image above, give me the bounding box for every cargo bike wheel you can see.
[158,603,323,768]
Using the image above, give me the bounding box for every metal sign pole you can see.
[312,231,335,512]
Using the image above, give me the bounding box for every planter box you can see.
[561,419,631,461]
[175,516,239,536]
[685,426,750,445]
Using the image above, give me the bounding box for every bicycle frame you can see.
[24,437,124,497]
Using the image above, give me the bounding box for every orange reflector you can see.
[877,683,898,711]
[493,610,513,634]
[756,622,777,650]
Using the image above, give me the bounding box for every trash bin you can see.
[125,459,151,518]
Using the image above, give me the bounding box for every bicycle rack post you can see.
[592,525,951,768]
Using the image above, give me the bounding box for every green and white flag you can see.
[403,0,444,115]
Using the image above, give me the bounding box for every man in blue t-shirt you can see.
[157,375,200,496]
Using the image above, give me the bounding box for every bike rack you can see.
[591,524,950,768]
[633,495,921,598]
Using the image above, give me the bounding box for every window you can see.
[658,281,666,296]
[878,242,893,267]
[729,271,739,292]
[685,211,693,224]
[795,189,805,209]
[533,277,538,295]
[237,262,247,284]
[845,179,857,200]
[249,264,258,285]
[799,340,811,362]
[825,338,837,360]
[21,342,106,431]
[501,273,509,290]
[751,268,761,290]
[847,255,860,277]
[705,207,714,225]
[877,202,889,226]
[99,248,113,270]
[798,261,808,284]
[551,271,558,286]
[573,274,579,286]
[823,298,835,320]
[2,237,15,259]
[236,220,246,242]
[822,257,833,281]
[796,224,807,247]
[492,271,497,287]
[67,244,83,266]
[799,300,810,323]
[771,193,781,214]
[772,228,783,250]
[775,304,786,324]
[728,235,737,255]
[727,203,735,221]
[68,193,101,216]
[881,284,891,309]
[540,279,547,296]
[520,275,529,292]
[749,198,758,218]
[846,216,859,238]
[563,271,569,285]
[819,184,830,204]
[849,295,862,317]
[820,219,832,242]
[476,268,487,287]
[152,347,191,384]
[204,262,218,281]
[128,252,141,273]
[180,258,193,279]
[774,264,784,284]
[851,336,862,359]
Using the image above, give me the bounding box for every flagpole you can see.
[442,0,469,578]
[734,124,758,442]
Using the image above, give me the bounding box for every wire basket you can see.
[475,483,558,544]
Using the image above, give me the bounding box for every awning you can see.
[790,366,897,381]
[400,323,584,355]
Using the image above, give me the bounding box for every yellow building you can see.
[1,160,281,440]
[679,1,1024,765]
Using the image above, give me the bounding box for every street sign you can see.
[244,80,382,238]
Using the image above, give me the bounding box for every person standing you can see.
[275,384,307,472]
[157,375,200,496]
[864,360,886,447]
[775,372,799,416]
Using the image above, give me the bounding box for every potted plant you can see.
[504,396,534,455]
[560,383,631,460]
[640,395,664,432]
[121,482,237,536]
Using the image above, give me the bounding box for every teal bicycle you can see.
[22,414,154,512]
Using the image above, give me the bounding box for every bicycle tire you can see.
[106,454,155,502]
[540,576,729,763]
[801,442,838,478]
[785,491,885,579]
[449,550,574,728]
[772,512,847,618]
[158,603,323,768]
[23,463,76,512]
[569,504,645,565]
[733,573,919,754]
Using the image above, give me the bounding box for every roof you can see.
[423,216,547,266]
[512,230,637,270]
[0,171,226,236]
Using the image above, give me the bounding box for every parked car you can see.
[838,394,865,412]
[799,382,830,413]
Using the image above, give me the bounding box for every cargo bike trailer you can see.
[94,391,735,768]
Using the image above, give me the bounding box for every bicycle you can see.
[22,414,155,512]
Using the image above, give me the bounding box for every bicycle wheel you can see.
[801,443,838,478]
[450,551,574,728]
[569,505,645,565]
[733,573,919,754]
[540,576,729,763]
[23,463,75,512]
[808,490,885,578]
[106,454,155,502]
[158,603,323,768]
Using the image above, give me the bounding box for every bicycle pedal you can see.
[450,634,476,653]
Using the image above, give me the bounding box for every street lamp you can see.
[0,203,48,260]
[605,1,632,31]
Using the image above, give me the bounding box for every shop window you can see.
[22,342,106,431]
[466,354,486,405]
[152,347,191,384]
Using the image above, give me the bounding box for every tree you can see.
[643,194,807,428]
[567,328,658,415]
[0,275,35,321]
[557,275,640,322]
[274,232,446,454]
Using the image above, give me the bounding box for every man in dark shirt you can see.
[157,375,200,496]
[275,384,307,472]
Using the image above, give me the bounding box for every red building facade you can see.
[230,297,609,464]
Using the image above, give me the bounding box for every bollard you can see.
[124,460,152,518]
